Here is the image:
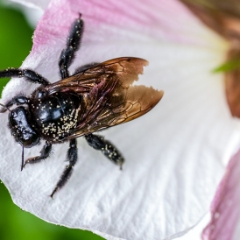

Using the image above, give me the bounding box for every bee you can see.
[0,14,163,197]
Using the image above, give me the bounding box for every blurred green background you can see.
[0,2,104,240]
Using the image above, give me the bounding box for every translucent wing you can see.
[45,57,164,138]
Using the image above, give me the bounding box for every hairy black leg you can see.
[6,96,29,107]
[59,14,84,79]
[0,96,29,113]
[74,62,100,74]
[0,69,49,85]
[50,139,78,198]
[23,141,52,167]
[85,134,124,170]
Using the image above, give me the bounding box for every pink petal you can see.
[202,147,240,240]
[31,0,219,51]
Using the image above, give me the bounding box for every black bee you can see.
[0,14,163,197]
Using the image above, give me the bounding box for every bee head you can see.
[8,106,40,147]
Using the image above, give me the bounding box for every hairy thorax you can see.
[29,92,82,142]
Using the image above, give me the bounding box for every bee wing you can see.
[52,57,164,139]
[45,57,151,94]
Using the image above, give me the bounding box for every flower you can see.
[202,149,240,240]
[179,1,240,239]
[1,0,239,239]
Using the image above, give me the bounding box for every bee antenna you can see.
[0,103,11,112]
[21,146,25,171]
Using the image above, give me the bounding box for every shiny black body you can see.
[9,92,82,145]
[29,92,82,142]
[9,106,40,147]
[0,15,124,197]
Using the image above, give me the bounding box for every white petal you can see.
[1,1,240,240]
[10,0,49,11]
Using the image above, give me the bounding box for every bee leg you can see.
[74,62,100,74]
[23,141,52,168]
[85,134,124,170]
[0,96,29,113]
[0,68,49,85]
[50,139,78,198]
[59,14,84,79]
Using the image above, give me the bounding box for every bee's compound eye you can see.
[37,90,47,99]
[9,106,40,147]
[11,111,17,118]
